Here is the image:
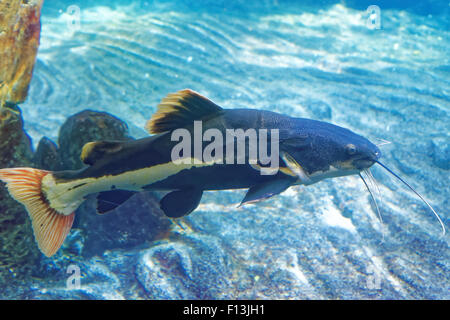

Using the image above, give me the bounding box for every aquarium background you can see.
[2,0,449,299]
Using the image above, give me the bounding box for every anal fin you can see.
[96,190,136,214]
[160,189,203,218]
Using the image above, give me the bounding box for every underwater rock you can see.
[0,0,43,105]
[58,110,132,170]
[0,105,33,168]
[0,0,44,282]
[76,192,171,258]
[33,136,63,171]
[0,105,39,279]
[34,107,135,171]
[136,233,233,299]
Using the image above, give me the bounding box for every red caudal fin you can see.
[0,168,74,257]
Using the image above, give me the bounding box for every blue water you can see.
[6,0,450,299]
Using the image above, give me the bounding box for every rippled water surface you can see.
[9,0,450,299]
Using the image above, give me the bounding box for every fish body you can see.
[1,89,442,257]
[51,107,379,196]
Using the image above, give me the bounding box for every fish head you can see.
[281,119,381,184]
[332,130,381,172]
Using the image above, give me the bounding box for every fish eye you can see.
[346,144,357,155]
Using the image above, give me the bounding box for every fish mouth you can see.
[335,157,376,171]
[353,150,380,170]
[353,158,376,170]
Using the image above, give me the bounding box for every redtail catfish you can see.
[0,89,444,257]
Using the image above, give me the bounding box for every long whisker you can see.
[364,169,386,241]
[366,168,383,204]
[364,168,383,216]
[376,160,446,235]
[359,171,383,226]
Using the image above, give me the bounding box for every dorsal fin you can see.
[145,89,223,134]
[81,141,125,165]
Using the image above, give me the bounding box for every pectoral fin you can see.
[239,178,295,207]
[160,189,203,218]
[281,151,311,184]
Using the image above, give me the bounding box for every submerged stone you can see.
[136,233,233,299]
[0,0,44,282]
[0,0,43,104]
[58,110,132,170]
[0,106,39,280]
[33,136,62,171]
[76,192,171,258]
